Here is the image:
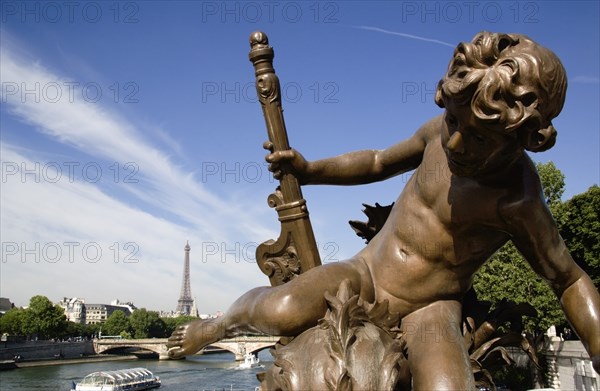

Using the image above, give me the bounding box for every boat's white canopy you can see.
[79,368,156,385]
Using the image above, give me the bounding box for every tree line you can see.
[0,295,198,340]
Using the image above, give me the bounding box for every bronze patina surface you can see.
[168,31,600,390]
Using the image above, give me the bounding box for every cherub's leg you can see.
[401,300,474,389]
[167,259,373,358]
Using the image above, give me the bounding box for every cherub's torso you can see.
[359,129,533,317]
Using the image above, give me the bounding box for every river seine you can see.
[0,351,272,390]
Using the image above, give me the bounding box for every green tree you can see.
[536,161,565,210]
[62,321,86,339]
[0,307,25,335]
[129,309,166,338]
[83,323,101,339]
[120,330,133,339]
[556,185,600,289]
[22,296,69,339]
[473,242,565,333]
[103,310,132,336]
[162,317,178,337]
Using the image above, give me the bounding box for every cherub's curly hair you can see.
[435,31,567,152]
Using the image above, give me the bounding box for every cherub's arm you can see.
[266,115,442,186]
[504,174,600,373]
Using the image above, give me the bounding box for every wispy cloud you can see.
[1,144,270,310]
[0,39,275,311]
[354,25,455,48]
[0,41,276,239]
[1,145,187,306]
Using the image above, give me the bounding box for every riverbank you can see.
[1,354,137,370]
[0,340,95,362]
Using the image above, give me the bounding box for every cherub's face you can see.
[441,101,523,178]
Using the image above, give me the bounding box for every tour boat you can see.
[71,367,161,390]
[237,353,261,369]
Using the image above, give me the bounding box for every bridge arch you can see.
[93,336,278,361]
[208,340,276,360]
[93,339,169,360]
[96,345,161,357]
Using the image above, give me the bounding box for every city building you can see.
[84,301,137,324]
[58,297,86,324]
[0,297,15,316]
[58,298,137,324]
[110,299,137,314]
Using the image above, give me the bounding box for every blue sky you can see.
[1,1,598,313]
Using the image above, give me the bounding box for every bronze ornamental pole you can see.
[248,31,321,286]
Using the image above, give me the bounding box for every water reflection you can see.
[0,351,273,391]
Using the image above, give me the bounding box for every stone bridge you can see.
[93,336,278,360]
[208,335,279,360]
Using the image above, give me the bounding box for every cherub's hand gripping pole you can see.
[248,31,322,286]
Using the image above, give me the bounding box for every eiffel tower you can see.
[175,241,194,315]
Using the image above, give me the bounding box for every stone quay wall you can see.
[0,340,95,361]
